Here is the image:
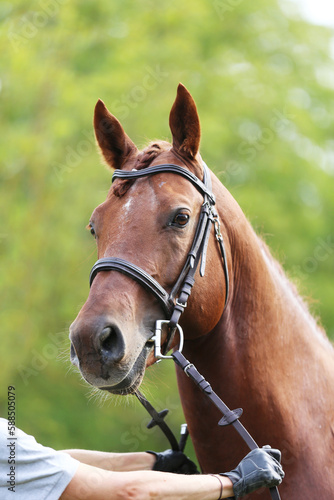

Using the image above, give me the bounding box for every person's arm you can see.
[60,464,233,500]
[61,446,284,499]
[63,449,156,472]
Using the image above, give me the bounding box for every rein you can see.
[89,162,281,500]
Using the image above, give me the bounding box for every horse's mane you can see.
[258,237,331,346]
[112,141,171,197]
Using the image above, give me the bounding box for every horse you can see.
[69,84,334,499]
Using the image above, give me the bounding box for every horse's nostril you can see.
[100,326,116,351]
[70,343,79,367]
[98,325,125,364]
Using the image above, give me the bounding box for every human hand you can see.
[220,446,284,498]
[147,449,199,474]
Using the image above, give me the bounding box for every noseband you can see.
[89,162,229,351]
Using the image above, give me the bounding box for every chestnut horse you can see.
[70,84,334,499]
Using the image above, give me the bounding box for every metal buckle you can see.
[184,362,195,376]
[213,213,222,241]
[149,320,184,359]
[175,298,187,308]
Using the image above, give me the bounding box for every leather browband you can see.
[112,164,216,205]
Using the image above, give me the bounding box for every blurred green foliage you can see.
[0,0,333,460]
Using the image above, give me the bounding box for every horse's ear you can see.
[169,83,201,159]
[94,99,138,170]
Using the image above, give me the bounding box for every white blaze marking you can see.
[123,197,133,216]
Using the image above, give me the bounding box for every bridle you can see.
[89,162,229,353]
[88,162,281,500]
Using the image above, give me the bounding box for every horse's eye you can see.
[88,223,96,238]
[172,213,190,227]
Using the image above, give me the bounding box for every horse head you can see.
[69,84,228,394]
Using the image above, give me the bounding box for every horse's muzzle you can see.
[69,317,132,388]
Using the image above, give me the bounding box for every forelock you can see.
[112,141,171,197]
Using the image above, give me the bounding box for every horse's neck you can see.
[185,176,334,403]
[178,175,334,489]
[213,177,332,361]
[227,218,331,364]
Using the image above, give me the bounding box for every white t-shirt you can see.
[0,418,79,500]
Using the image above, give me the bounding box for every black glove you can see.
[147,449,199,474]
[220,446,284,498]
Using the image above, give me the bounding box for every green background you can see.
[1,0,333,460]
